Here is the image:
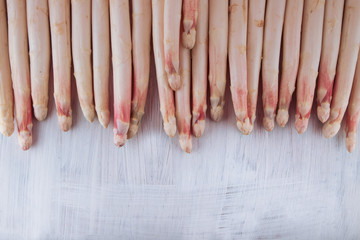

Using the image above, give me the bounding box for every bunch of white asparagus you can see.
[1,0,360,153]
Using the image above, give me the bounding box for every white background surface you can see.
[0,58,359,239]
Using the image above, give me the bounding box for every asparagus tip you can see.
[164,116,177,137]
[179,134,192,153]
[236,117,252,135]
[346,132,356,153]
[82,105,96,123]
[97,109,110,129]
[181,28,196,49]
[58,114,72,132]
[322,121,341,138]
[18,130,32,151]
[192,119,205,138]
[317,104,330,123]
[0,121,14,137]
[127,123,139,139]
[33,104,48,121]
[263,116,275,132]
[210,106,224,122]
[114,133,127,147]
[276,109,289,127]
[295,114,309,134]
[168,73,182,91]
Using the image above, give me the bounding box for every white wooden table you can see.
[0,60,359,239]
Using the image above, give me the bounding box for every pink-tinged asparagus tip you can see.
[179,134,192,153]
[322,121,341,138]
[168,73,182,91]
[18,130,32,151]
[346,132,356,153]
[276,109,289,127]
[182,30,196,49]
[33,104,48,121]
[0,121,14,137]
[210,97,224,122]
[263,116,275,132]
[82,105,96,123]
[295,114,309,134]
[237,117,252,135]
[317,103,330,123]
[114,133,127,147]
[58,115,72,132]
[96,109,110,129]
[164,115,177,137]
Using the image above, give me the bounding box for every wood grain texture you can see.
[0,56,359,239]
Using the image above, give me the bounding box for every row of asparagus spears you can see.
[0,0,360,153]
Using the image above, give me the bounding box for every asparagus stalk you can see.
[261,0,286,132]
[182,0,198,49]
[92,0,110,128]
[27,0,51,121]
[128,0,152,139]
[276,0,304,127]
[71,0,95,122]
[208,0,228,122]
[7,0,32,150]
[295,0,325,134]
[152,0,177,137]
[323,0,360,138]
[110,0,132,147]
[346,51,360,153]
[191,0,208,137]
[0,0,14,137]
[164,0,182,90]
[176,44,192,153]
[317,0,345,123]
[229,0,250,134]
[49,0,72,132]
[247,0,266,130]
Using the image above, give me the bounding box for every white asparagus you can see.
[92,0,110,128]
[49,0,72,132]
[176,44,192,153]
[152,0,177,137]
[191,0,208,137]
[345,51,360,153]
[27,0,51,121]
[110,0,132,147]
[0,0,14,137]
[261,0,286,132]
[128,0,152,139]
[247,0,266,130]
[323,0,360,138]
[71,0,95,122]
[208,0,228,122]
[164,0,182,90]
[276,0,304,127]
[295,0,325,134]
[182,0,198,49]
[7,0,32,150]
[316,0,345,123]
[229,0,250,134]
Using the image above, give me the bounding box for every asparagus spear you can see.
[317,0,345,123]
[191,0,208,137]
[110,0,132,147]
[323,0,360,138]
[128,0,152,139]
[277,0,304,127]
[0,0,14,137]
[176,44,192,153]
[71,0,95,122]
[182,0,198,49]
[295,0,325,134]
[152,0,177,137]
[208,0,228,122]
[27,0,51,121]
[92,0,110,128]
[247,0,266,130]
[261,0,286,132]
[7,0,33,150]
[229,0,250,134]
[49,0,72,132]
[164,0,182,90]
[346,51,360,153]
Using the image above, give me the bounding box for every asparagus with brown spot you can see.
[191,0,208,137]
[323,0,360,138]
[92,0,110,128]
[182,0,198,49]
[7,0,32,150]
[208,0,228,122]
[317,0,345,123]
[152,0,177,137]
[0,0,14,137]
[276,0,304,127]
[27,0,50,121]
[128,0,152,139]
[71,0,95,122]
